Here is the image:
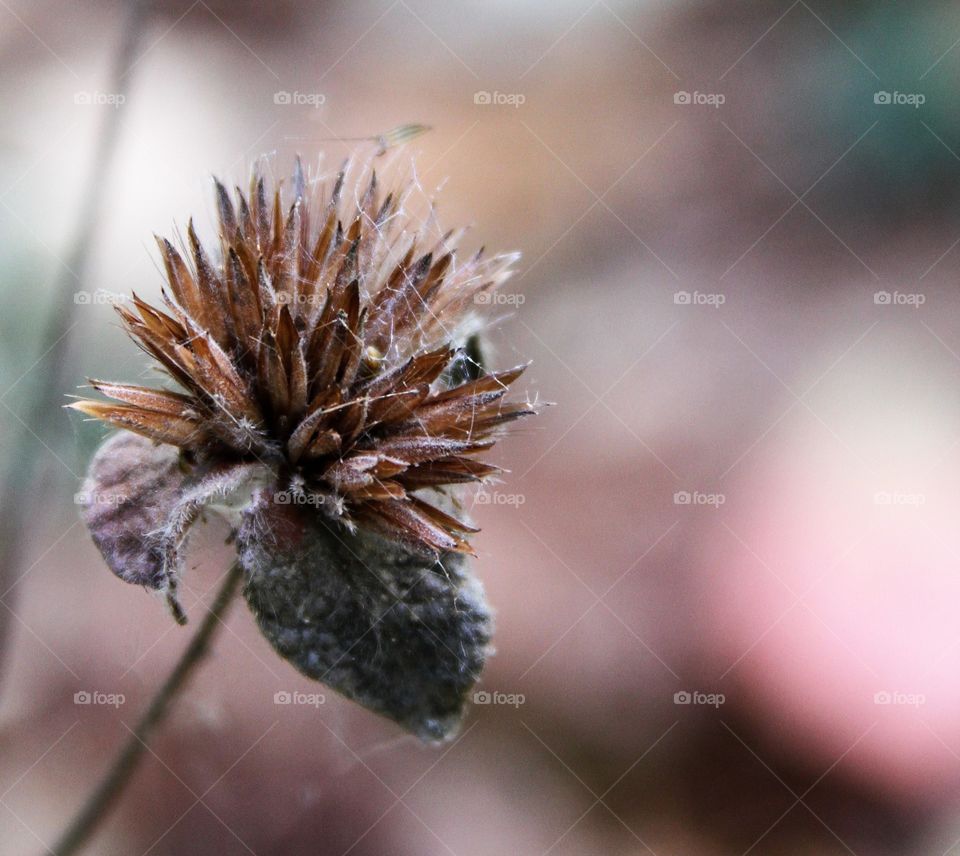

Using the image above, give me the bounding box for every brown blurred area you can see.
[5,0,960,853]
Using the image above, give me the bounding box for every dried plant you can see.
[68,158,534,741]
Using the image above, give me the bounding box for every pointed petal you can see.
[68,400,207,447]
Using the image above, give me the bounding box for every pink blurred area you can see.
[4,1,960,854]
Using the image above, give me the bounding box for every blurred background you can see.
[4,0,960,853]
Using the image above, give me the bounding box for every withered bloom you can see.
[70,159,533,739]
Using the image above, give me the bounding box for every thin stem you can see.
[51,562,245,856]
[0,0,149,690]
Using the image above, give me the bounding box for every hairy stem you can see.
[50,562,244,856]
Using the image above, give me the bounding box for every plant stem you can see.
[0,0,148,691]
[51,562,245,856]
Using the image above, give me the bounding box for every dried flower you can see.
[70,158,534,739]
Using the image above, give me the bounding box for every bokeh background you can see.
[3,1,960,853]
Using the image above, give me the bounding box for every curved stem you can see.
[51,562,245,856]
[0,0,149,693]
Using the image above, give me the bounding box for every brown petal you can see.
[324,454,378,490]
[68,400,207,447]
[155,237,203,324]
[397,457,501,489]
[350,480,406,502]
[358,498,472,555]
[187,220,231,349]
[225,247,262,363]
[301,429,342,462]
[214,178,237,236]
[431,363,528,403]
[374,435,493,466]
[85,381,196,417]
[366,384,430,426]
[286,403,336,463]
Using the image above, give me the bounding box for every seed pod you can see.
[238,492,492,741]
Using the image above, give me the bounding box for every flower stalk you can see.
[51,561,244,856]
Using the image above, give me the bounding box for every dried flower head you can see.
[70,158,534,739]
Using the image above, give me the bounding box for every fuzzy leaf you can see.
[237,493,492,741]
[78,432,261,623]
[78,433,190,617]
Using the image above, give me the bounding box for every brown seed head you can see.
[70,158,533,555]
